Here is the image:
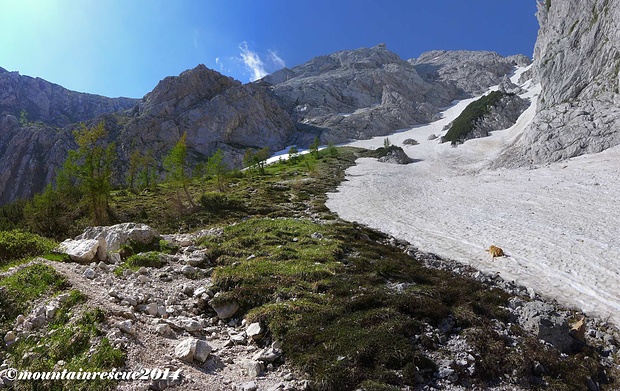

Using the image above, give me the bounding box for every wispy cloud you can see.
[268,49,286,69]
[239,41,267,81]
[193,29,200,49]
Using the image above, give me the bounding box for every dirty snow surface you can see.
[326,67,620,327]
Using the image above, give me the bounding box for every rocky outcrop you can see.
[445,92,530,144]
[119,65,295,169]
[378,146,414,164]
[265,44,527,145]
[465,94,530,140]
[0,66,136,127]
[264,44,456,144]
[498,0,620,165]
[411,50,531,97]
[0,65,296,204]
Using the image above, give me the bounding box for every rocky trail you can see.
[3,225,306,391]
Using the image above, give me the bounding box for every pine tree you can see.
[163,132,196,207]
[63,122,116,225]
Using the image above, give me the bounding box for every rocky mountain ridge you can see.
[264,44,528,145]
[0,65,296,204]
[0,66,136,128]
[0,47,528,205]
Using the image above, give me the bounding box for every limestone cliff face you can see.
[0,67,136,127]
[499,0,620,165]
[118,65,295,168]
[0,65,296,204]
[265,45,527,145]
[411,50,531,97]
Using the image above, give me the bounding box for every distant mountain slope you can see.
[0,65,295,204]
[498,0,620,166]
[264,44,528,145]
[0,46,530,205]
[411,50,531,96]
[0,67,136,127]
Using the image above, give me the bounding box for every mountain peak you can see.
[143,64,240,112]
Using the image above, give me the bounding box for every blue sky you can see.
[0,0,539,98]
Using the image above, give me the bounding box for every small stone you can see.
[253,348,281,362]
[194,340,212,363]
[15,315,25,326]
[4,331,16,344]
[83,268,96,279]
[242,381,258,391]
[156,324,173,337]
[45,305,57,319]
[181,265,196,276]
[137,275,148,284]
[427,133,438,140]
[437,366,454,379]
[194,287,207,297]
[246,322,264,340]
[183,320,202,332]
[310,232,323,239]
[145,303,159,316]
[175,338,197,362]
[230,333,247,345]
[211,301,239,319]
[117,320,134,334]
[241,359,262,378]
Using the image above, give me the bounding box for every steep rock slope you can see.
[0,67,136,127]
[499,0,620,165]
[265,44,528,145]
[411,50,531,97]
[118,65,295,167]
[0,65,295,204]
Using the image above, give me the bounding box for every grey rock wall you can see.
[498,0,620,166]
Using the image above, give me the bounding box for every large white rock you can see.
[58,239,103,263]
[76,223,160,256]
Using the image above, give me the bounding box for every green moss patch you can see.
[0,230,57,267]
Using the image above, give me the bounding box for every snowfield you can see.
[326,67,620,327]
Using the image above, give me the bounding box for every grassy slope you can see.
[1,147,616,390]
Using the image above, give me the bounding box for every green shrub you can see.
[200,192,242,212]
[0,263,68,326]
[114,251,165,276]
[126,251,164,268]
[0,230,57,265]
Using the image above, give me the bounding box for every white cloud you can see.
[239,41,267,81]
[193,29,200,49]
[268,49,286,69]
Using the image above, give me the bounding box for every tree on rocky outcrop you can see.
[63,121,116,225]
[288,145,299,163]
[164,132,196,207]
